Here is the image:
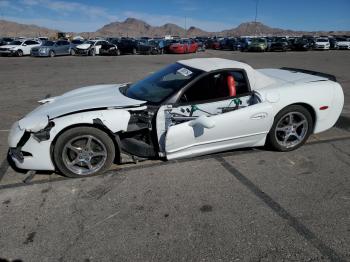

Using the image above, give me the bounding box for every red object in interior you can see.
[227,75,236,97]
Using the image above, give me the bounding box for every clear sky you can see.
[0,0,349,32]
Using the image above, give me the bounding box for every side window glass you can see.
[180,71,250,104]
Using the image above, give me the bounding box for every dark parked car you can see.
[219,38,239,50]
[269,37,290,51]
[0,37,14,46]
[112,38,139,54]
[99,41,120,55]
[138,39,165,55]
[291,38,314,51]
[31,40,72,57]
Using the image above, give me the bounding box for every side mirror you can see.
[189,115,215,129]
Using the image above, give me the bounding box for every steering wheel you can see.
[179,94,188,103]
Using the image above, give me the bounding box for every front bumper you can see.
[8,121,55,171]
[314,45,329,50]
[0,49,16,55]
[75,48,90,55]
[338,45,350,50]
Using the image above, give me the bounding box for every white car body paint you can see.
[337,40,350,50]
[8,58,344,172]
[0,40,41,55]
[76,41,103,55]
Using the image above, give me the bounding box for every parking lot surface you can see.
[0,50,349,261]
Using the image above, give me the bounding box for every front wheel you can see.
[266,105,313,151]
[16,50,23,57]
[54,127,115,178]
[89,49,96,56]
[70,49,76,56]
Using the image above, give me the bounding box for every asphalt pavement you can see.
[0,50,349,262]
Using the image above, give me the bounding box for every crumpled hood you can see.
[24,84,145,121]
[76,43,92,49]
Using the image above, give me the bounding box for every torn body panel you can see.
[8,108,138,171]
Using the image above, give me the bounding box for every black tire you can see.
[54,127,115,178]
[49,50,55,57]
[116,49,121,56]
[89,49,96,56]
[266,105,313,152]
[16,50,23,57]
[132,48,137,55]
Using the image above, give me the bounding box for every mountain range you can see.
[1,18,349,38]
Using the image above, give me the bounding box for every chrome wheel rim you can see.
[62,135,107,175]
[275,112,308,148]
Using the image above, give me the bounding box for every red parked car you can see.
[168,39,198,54]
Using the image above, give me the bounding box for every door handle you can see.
[250,112,268,120]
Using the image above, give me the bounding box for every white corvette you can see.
[8,58,344,177]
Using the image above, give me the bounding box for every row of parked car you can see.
[0,37,205,57]
[204,36,350,52]
[1,35,349,57]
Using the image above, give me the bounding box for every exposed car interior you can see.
[180,70,250,103]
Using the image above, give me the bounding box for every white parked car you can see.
[0,39,41,56]
[336,38,350,50]
[314,38,330,50]
[8,58,344,177]
[74,40,107,56]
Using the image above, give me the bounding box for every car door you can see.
[161,102,273,159]
[95,41,103,55]
[156,70,274,160]
[22,40,33,55]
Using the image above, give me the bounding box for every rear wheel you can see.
[70,49,76,56]
[54,127,115,178]
[266,105,313,151]
[49,50,55,57]
[132,48,137,55]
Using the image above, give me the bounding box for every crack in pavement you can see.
[215,156,346,262]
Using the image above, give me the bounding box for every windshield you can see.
[9,40,22,45]
[252,38,266,43]
[316,39,328,42]
[72,40,83,44]
[85,41,95,45]
[43,41,55,46]
[125,63,202,103]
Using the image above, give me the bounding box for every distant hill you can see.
[0,19,57,37]
[95,19,350,37]
[0,18,349,39]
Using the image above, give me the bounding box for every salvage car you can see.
[0,37,14,46]
[31,40,72,57]
[291,38,313,51]
[314,38,330,50]
[8,58,344,178]
[248,38,268,52]
[74,40,108,56]
[111,38,139,54]
[269,37,290,52]
[138,39,164,55]
[0,39,41,56]
[99,41,120,56]
[336,38,350,50]
[168,39,198,54]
